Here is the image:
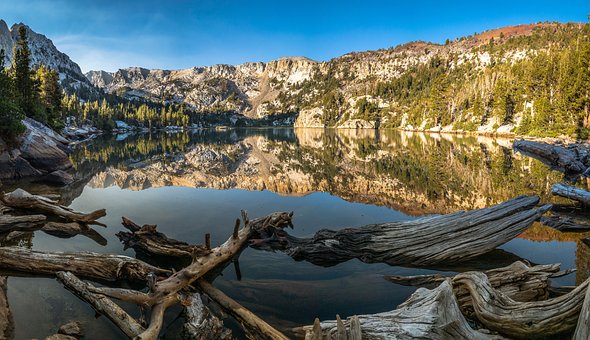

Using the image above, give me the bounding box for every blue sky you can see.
[0,0,587,72]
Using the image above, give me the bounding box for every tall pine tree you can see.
[12,25,43,122]
[0,48,25,144]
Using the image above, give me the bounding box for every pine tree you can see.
[0,48,25,144]
[12,25,42,122]
[37,65,64,130]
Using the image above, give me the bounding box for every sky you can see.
[0,0,587,72]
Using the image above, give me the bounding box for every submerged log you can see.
[197,279,288,340]
[253,196,550,267]
[552,183,590,206]
[0,247,168,283]
[295,280,502,339]
[182,292,232,340]
[56,272,145,338]
[0,189,106,223]
[513,140,588,176]
[541,215,590,231]
[41,222,107,246]
[0,276,14,340]
[387,261,569,317]
[454,271,589,338]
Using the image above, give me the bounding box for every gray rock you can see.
[43,170,74,186]
[57,321,83,338]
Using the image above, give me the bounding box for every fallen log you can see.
[552,183,590,206]
[574,280,590,340]
[0,276,13,340]
[197,279,288,340]
[117,216,210,261]
[0,247,168,283]
[294,279,502,339]
[56,271,145,338]
[0,213,46,234]
[182,292,232,340]
[454,271,589,338]
[386,261,570,317]
[253,196,550,267]
[0,189,106,223]
[82,211,293,339]
[541,215,590,231]
[513,140,588,176]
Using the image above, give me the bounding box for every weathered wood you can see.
[574,280,590,340]
[0,189,106,223]
[541,215,590,231]
[513,140,588,175]
[0,276,14,340]
[197,279,288,340]
[0,247,168,283]
[181,292,232,340]
[388,261,566,318]
[552,183,590,206]
[295,280,502,339]
[89,211,293,340]
[0,213,46,232]
[253,196,550,267]
[117,217,210,260]
[454,271,590,338]
[56,271,145,338]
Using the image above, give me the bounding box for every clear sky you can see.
[0,0,587,72]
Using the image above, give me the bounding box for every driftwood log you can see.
[0,189,106,223]
[386,261,572,317]
[41,222,107,246]
[552,183,590,206]
[0,276,13,340]
[80,211,292,339]
[56,271,145,338]
[182,292,232,340]
[0,213,46,233]
[513,140,589,176]
[0,247,168,283]
[455,271,590,338]
[295,280,503,340]
[574,280,590,340]
[252,196,550,267]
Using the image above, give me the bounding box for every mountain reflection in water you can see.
[3,128,589,339]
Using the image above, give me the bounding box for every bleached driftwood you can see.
[182,292,232,340]
[386,261,571,317]
[56,271,145,338]
[454,271,590,338]
[295,280,503,340]
[0,189,105,223]
[253,196,550,267]
[552,183,590,206]
[84,211,292,340]
[574,281,590,340]
[0,247,167,283]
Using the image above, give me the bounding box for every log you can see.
[541,215,590,231]
[252,196,550,267]
[117,217,210,260]
[181,292,232,340]
[454,271,590,338]
[387,261,565,317]
[0,247,168,283]
[0,189,106,223]
[295,279,502,339]
[0,276,13,340]
[552,183,590,206]
[0,213,46,233]
[56,272,145,338]
[197,279,288,340]
[86,211,293,340]
[513,140,588,176]
[574,280,590,340]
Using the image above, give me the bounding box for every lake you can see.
[2,128,588,339]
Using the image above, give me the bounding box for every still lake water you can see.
[3,128,589,339]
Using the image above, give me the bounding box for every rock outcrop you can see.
[0,118,73,184]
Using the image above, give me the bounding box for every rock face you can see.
[0,20,95,95]
[0,118,73,183]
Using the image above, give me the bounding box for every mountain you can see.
[0,20,95,96]
[86,22,590,137]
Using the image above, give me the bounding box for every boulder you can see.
[43,170,74,186]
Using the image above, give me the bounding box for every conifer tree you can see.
[0,48,25,144]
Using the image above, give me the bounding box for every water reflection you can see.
[3,128,589,339]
